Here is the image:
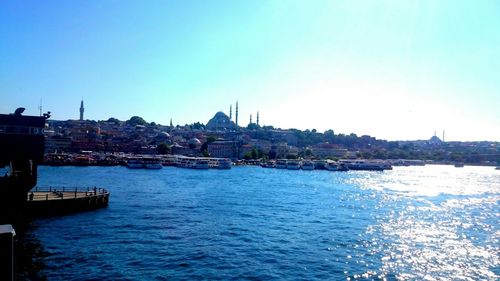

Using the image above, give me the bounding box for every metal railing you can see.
[27,186,108,201]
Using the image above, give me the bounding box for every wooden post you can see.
[0,225,16,281]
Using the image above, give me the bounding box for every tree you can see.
[107,117,120,124]
[126,116,147,126]
[156,142,171,155]
[200,135,217,152]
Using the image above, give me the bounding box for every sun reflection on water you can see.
[351,165,499,280]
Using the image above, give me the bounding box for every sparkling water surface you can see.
[31,165,499,280]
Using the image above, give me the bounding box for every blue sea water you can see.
[31,165,499,280]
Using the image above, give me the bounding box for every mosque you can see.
[206,102,260,131]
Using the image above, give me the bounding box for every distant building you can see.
[312,143,348,158]
[208,140,238,159]
[206,112,235,131]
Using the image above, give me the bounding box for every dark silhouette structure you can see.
[0,111,48,223]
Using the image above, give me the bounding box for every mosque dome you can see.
[189,138,201,145]
[206,111,235,131]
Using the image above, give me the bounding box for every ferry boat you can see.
[261,160,275,168]
[454,162,465,168]
[275,159,287,169]
[313,160,327,170]
[326,161,349,172]
[216,158,232,169]
[341,160,389,171]
[126,157,144,169]
[143,157,162,169]
[194,158,210,169]
[161,156,177,166]
[301,160,315,170]
[286,160,301,170]
[176,156,195,168]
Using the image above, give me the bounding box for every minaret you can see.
[170,118,173,127]
[79,99,84,121]
[442,130,445,142]
[229,105,232,120]
[250,114,252,125]
[235,101,239,128]
[256,111,259,126]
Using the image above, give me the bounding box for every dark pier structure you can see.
[1,110,109,280]
[0,110,110,222]
[0,111,47,223]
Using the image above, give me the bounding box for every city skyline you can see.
[1,1,499,141]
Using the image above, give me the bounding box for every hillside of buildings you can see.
[44,115,499,165]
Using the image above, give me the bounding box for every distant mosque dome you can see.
[189,138,201,145]
[206,111,235,131]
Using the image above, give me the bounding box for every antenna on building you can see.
[39,98,43,117]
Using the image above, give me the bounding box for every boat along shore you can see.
[43,152,443,171]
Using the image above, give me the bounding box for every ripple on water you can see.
[30,165,499,280]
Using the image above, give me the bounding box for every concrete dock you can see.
[26,187,109,217]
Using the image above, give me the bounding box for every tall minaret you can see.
[249,114,252,125]
[79,99,84,121]
[229,105,232,121]
[256,111,259,126]
[235,101,239,128]
[170,118,173,127]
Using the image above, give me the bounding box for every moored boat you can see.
[261,160,276,168]
[341,160,389,171]
[216,158,232,169]
[326,161,349,172]
[126,157,144,169]
[143,157,162,169]
[275,159,287,169]
[301,160,315,170]
[194,158,210,169]
[286,160,301,170]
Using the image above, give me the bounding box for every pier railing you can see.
[27,186,108,201]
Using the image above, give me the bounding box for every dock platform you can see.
[26,187,109,217]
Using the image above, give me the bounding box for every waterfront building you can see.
[45,135,72,153]
[312,143,348,158]
[208,140,238,159]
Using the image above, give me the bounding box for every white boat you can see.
[216,158,232,169]
[342,160,388,171]
[176,156,196,168]
[301,160,315,170]
[286,160,301,170]
[261,160,275,168]
[326,161,349,172]
[194,159,209,169]
[143,157,162,169]
[275,159,287,169]
[126,157,144,169]
[313,160,327,170]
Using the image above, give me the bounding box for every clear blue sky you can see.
[1,0,499,141]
